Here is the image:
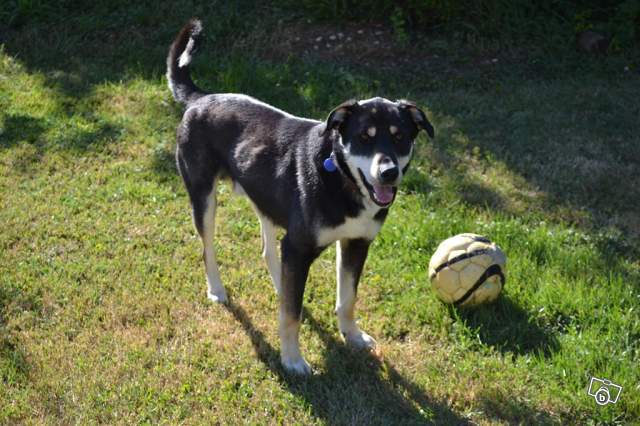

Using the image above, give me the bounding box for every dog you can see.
[167,19,434,374]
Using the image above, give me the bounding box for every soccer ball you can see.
[428,233,506,306]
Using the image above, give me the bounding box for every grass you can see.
[1,2,639,424]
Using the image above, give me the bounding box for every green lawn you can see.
[1,2,639,424]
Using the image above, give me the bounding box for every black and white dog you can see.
[167,19,434,374]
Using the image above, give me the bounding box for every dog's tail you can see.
[166,18,207,106]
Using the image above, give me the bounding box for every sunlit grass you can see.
[1,4,639,424]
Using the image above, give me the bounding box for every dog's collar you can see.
[323,155,337,172]
[323,150,359,192]
[324,135,361,193]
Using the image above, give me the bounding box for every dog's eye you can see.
[395,133,403,141]
[360,133,369,142]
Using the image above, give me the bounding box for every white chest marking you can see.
[316,211,382,247]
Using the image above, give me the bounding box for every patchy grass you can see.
[1,2,639,425]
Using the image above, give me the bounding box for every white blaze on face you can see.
[339,138,375,191]
[338,136,409,206]
[369,152,396,204]
[369,152,384,182]
[345,150,395,206]
[349,153,376,187]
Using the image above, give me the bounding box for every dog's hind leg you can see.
[336,238,376,350]
[254,210,281,295]
[176,134,227,303]
[183,173,227,304]
[199,182,228,303]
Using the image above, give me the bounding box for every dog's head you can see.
[323,97,434,207]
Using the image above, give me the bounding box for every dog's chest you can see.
[315,209,383,246]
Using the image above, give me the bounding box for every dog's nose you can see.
[379,158,399,183]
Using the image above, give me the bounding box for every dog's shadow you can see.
[225,300,471,425]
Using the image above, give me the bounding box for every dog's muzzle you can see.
[357,169,398,207]
[378,161,399,184]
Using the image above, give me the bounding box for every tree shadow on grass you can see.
[0,286,32,386]
[149,140,178,186]
[1,1,269,102]
[420,85,640,248]
[4,0,638,249]
[402,162,508,213]
[456,180,507,212]
[0,112,122,168]
[0,330,29,385]
[225,299,471,425]
[451,295,560,358]
[0,114,47,147]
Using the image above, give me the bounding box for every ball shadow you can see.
[451,295,560,358]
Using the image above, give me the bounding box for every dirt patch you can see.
[258,21,505,78]
[270,22,415,67]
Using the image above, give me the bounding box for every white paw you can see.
[207,290,228,304]
[281,356,312,375]
[344,330,377,351]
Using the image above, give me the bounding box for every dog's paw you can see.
[344,330,377,351]
[281,356,312,375]
[207,290,228,304]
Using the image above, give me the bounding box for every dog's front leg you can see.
[336,238,377,350]
[279,235,318,375]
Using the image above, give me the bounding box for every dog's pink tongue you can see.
[373,185,394,204]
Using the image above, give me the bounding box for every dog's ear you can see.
[322,99,358,136]
[397,100,435,138]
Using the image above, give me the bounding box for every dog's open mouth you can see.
[358,169,397,207]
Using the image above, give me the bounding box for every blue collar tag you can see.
[323,157,337,172]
